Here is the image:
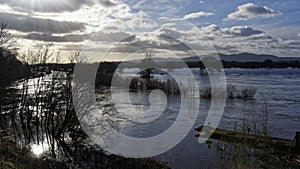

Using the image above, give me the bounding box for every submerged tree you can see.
[140,47,155,78]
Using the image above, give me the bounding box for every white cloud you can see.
[196,24,264,38]
[183,11,214,19]
[125,0,188,15]
[297,33,300,37]
[225,3,281,21]
[222,26,264,37]
[96,22,300,57]
[180,24,300,56]
[201,24,221,34]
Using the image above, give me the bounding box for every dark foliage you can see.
[0,48,30,88]
[220,60,300,69]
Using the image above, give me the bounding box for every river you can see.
[106,68,300,168]
[1,68,299,168]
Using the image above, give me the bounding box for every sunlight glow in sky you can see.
[0,0,299,61]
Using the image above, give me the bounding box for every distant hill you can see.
[184,52,300,62]
[112,52,300,69]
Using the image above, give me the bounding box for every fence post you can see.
[296,132,300,152]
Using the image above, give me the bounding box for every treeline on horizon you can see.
[200,59,300,69]
[2,50,300,88]
[31,58,300,70]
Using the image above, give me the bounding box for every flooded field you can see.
[1,68,300,168]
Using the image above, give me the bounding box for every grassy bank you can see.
[0,138,169,169]
[0,139,68,169]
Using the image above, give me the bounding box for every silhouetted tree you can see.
[0,22,28,87]
[0,21,16,53]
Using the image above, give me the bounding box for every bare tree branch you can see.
[0,21,17,54]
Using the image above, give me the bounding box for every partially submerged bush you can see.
[227,84,237,99]
[201,85,256,99]
[237,86,256,99]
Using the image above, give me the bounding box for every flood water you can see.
[106,68,300,169]
[1,68,300,168]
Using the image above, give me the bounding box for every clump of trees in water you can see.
[200,85,256,99]
[130,78,181,94]
[109,72,182,95]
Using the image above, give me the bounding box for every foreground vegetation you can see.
[0,139,68,169]
[0,139,169,169]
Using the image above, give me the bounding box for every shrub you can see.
[200,85,257,100]
[237,86,256,99]
[227,84,237,99]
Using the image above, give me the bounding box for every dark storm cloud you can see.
[108,28,192,53]
[214,44,238,53]
[89,32,132,42]
[0,12,85,34]
[25,33,89,42]
[201,25,264,37]
[98,0,118,7]
[223,26,264,37]
[25,31,136,43]
[0,0,90,13]
[114,38,192,53]
[119,35,136,42]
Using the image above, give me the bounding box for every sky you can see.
[0,0,300,61]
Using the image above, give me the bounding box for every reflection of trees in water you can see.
[215,140,298,169]
[0,71,95,166]
[213,100,272,169]
[215,141,261,169]
[0,71,168,168]
[198,94,299,168]
[0,71,82,159]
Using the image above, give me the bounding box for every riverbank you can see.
[0,139,68,169]
[0,138,170,169]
